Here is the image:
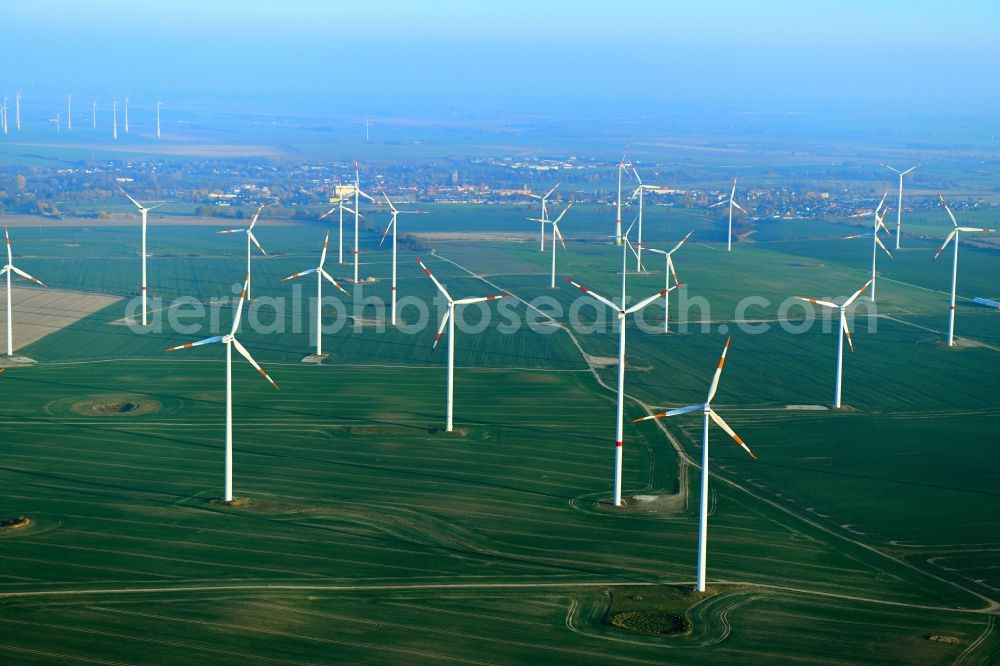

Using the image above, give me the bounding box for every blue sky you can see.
[2,1,998,118]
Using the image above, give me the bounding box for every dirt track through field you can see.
[0,286,121,353]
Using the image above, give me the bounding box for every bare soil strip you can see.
[0,287,121,352]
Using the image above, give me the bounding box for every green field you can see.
[0,208,998,664]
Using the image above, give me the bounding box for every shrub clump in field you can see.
[0,517,31,530]
[610,610,687,635]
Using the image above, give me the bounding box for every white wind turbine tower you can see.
[882,164,917,250]
[217,205,267,301]
[843,191,892,303]
[167,275,279,502]
[319,188,363,265]
[645,230,693,333]
[565,224,677,506]
[282,231,349,357]
[528,203,573,288]
[379,189,427,325]
[113,100,118,140]
[634,336,756,592]
[92,100,97,129]
[15,91,21,131]
[628,167,666,271]
[49,113,61,133]
[796,279,873,409]
[710,177,747,252]
[935,194,999,347]
[124,95,129,134]
[417,256,509,432]
[614,150,632,246]
[67,94,72,131]
[526,183,560,251]
[3,226,47,356]
[2,96,7,135]
[156,98,162,138]
[350,163,377,284]
[120,188,164,326]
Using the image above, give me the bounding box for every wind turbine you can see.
[935,195,999,347]
[167,275,279,502]
[113,100,118,140]
[526,183,560,251]
[67,94,72,131]
[120,188,164,326]
[92,99,97,129]
[319,189,364,266]
[156,99,162,139]
[379,189,427,325]
[350,163,377,284]
[528,203,573,289]
[796,279,873,409]
[14,91,20,131]
[49,113,60,133]
[645,230,693,333]
[3,226,46,355]
[564,223,677,506]
[882,164,917,250]
[710,177,747,252]
[629,167,665,271]
[217,205,266,301]
[417,256,508,432]
[124,95,129,134]
[2,96,7,135]
[843,191,892,303]
[282,231,349,356]
[634,336,756,592]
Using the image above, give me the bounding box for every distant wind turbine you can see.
[121,188,165,326]
[167,275,279,503]
[935,194,999,347]
[882,164,917,250]
[634,336,756,592]
[319,188,363,265]
[843,192,892,303]
[527,183,560,251]
[379,189,428,325]
[645,230,693,333]
[113,100,118,140]
[350,163,377,284]
[417,256,508,432]
[217,205,267,301]
[565,222,677,506]
[710,177,747,252]
[614,149,632,246]
[92,99,97,129]
[156,98,162,139]
[528,203,573,288]
[67,94,72,131]
[15,91,20,131]
[124,95,129,134]
[3,226,47,356]
[796,279,873,409]
[282,231,349,357]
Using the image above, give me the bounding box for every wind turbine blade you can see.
[357,189,377,203]
[9,265,45,286]
[216,228,247,234]
[379,217,394,247]
[709,199,727,208]
[843,279,873,307]
[341,207,365,219]
[625,286,676,314]
[796,297,839,309]
[416,256,451,301]
[901,166,917,176]
[938,194,959,227]
[552,202,573,225]
[706,336,732,403]
[380,189,397,213]
[631,166,641,185]
[958,226,1000,233]
[319,207,337,220]
[881,163,901,174]
[166,335,223,351]
[231,338,279,390]
[632,403,703,422]
[320,269,349,294]
[841,312,855,353]
[668,258,681,286]
[248,231,266,256]
[282,267,317,281]
[842,234,864,240]
[248,205,264,230]
[669,230,694,255]
[875,235,894,258]
[318,230,331,267]
[934,230,957,259]
[554,223,567,250]
[732,201,748,214]
[230,277,249,336]
[875,191,889,217]
[4,226,11,264]
[563,277,617,311]
[708,409,757,460]
[119,188,143,209]
[431,309,451,352]
[544,182,560,199]
[730,177,737,199]
[454,294,508,306]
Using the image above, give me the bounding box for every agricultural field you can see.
[0,206,998,664]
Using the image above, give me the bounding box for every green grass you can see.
[0,216,998,663]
